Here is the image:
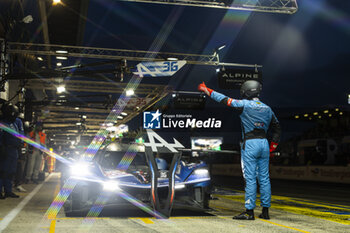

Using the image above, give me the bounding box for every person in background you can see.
[46,148,56,174]
[25,123,46,184]
[0,103,24,199]
[14,120,32,192]
[198,80,281,220]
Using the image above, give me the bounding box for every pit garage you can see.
[1,0,350,233]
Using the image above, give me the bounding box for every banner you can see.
[117,97,153,108]
[173,93,206,110]
[133,60,186,77]
[217,68,262,89]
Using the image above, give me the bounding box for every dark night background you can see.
[79,0,350,107]
[76,0,350,146]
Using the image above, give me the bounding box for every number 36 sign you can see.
[132,60,186,77]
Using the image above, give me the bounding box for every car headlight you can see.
[186,168,210,182]
[194,168,209,176]
[175,184,185,189]
[70,163,91,176]
[102,181,120,192]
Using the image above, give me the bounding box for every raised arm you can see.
[268,111,281,152]
[198,82,244,110]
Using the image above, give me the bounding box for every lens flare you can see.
[118,190,166,219]
[44,6,183,225]
[83,192,111,225]
[0,123,71,166]
[116,147,138,171]
[46,179,78,219]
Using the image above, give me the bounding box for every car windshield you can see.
[98,151,147,170]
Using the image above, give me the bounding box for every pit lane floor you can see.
[0,173,349,233]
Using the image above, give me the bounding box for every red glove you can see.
[198,82,213,96]
[270,142,278,153]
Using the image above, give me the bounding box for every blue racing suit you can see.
[210,91,281,210]
[0,118,24,193]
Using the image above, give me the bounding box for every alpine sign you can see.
[133,60,186,77]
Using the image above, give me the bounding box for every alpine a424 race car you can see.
[61,130,211,217]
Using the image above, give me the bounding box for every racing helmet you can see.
[24,121,33,133]
[240,80,262,99]
[1,102,19,122]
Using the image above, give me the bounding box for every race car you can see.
[61,135,211,217]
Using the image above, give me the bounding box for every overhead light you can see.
[318,116,322,119]
[117,116,123,119]
[59,95,65,98]
[56,50,68,54]
[57,85,66,93]
[340,112,343,115]
[57,62,62,67]
[313,112,318,115]
[172,93,176,98]
[37,57,43,61]
[324,110,329,114]
[82,115,87,119]
[75,107,79,110]
[335,108,339,111]
[216,68,220,73]
[329,114,332,117]
[76,122,82,126]
[121,112,128,116]
[53,0,61,5]
[106,123,113,127]
[126,89,134,96]
[304,114,308,117]
[56,56,67,60]
[217,45,226,51]
[295,115,299,119]
[167,57,178,61]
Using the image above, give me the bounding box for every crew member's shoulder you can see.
[246,99,267,106]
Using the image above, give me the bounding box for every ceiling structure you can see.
[23,77,170,146]
[1,0,173,147]
[6,42,263,67]
[3,40,261,148]
[0,0,299,148]
[117,0,298,14]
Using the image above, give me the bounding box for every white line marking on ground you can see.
[0,174,52,232]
